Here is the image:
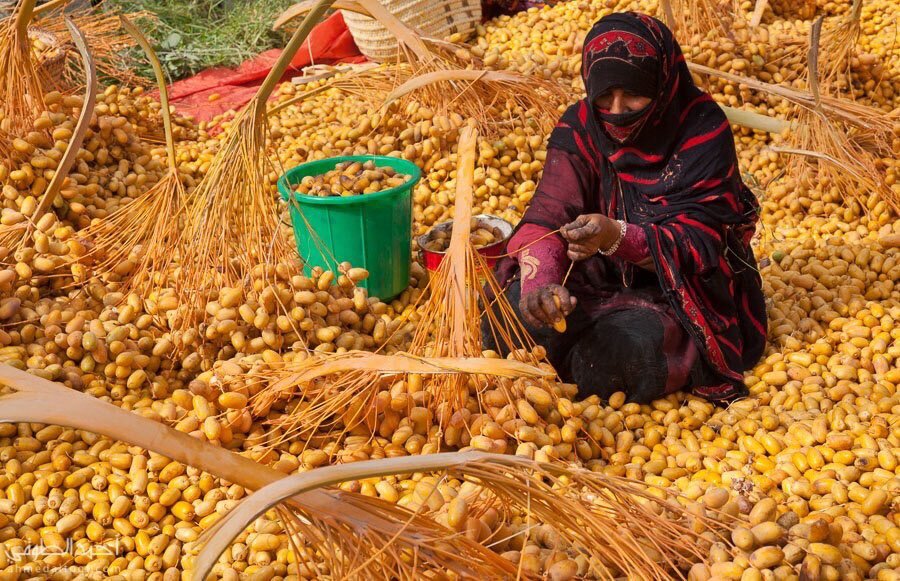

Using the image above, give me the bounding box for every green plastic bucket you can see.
[277,155,421,300]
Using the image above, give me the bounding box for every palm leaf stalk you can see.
[194,451,728,581]
[71,15,186,302]
[0,362,524,578]
[775,18,896,212]
[0,16,97,258]
[169,0,337,343]
[687,62,897,158]
[232,350,552,449]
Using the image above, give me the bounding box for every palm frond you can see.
[33,0,154,88]
[777,17,897,213]
[71,15,186,301]
[0,363,523,579]
[0,16,97,258]
[169,0,335,340]
[193,451,729,581]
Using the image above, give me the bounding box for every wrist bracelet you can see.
[598,219,627,256]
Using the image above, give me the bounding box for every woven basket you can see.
[30,27,71,83]
[343,0,481,62]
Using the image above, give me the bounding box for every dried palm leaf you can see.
[193,451,727,581]
[170,0,337,341]
[402,124,553,409]
[749,0,769,27]
[0,0,48,138]
[687,62,896,158]
[266,352,552,385]
[774,18,896,212]
[0,16,97,257]
[658,0,742,42]
[378,66,571,137]
[32,0,153,89]
[239,350,552,447]
[775,0,866,96]
[71,16,185,299]
[0,363,521,579]
[276,0,571,138]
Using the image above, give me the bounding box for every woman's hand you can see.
[519,284,576,329]
[561,214,621,261]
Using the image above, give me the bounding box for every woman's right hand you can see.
[519,284,576,329]
[560,214,620,260]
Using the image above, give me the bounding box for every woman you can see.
[487,12,766,404]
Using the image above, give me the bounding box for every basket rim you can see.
[29,25,73,67]
[341,0,482,53]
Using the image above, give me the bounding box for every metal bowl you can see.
[417,214,514,272]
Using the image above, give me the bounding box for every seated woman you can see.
[487,12,767,404]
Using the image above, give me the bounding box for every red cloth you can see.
[510,222,649,297]
[614,223,649,264]
[165,12,366,122]
[508,223,567,296]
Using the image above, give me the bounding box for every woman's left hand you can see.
[561,214,621,261]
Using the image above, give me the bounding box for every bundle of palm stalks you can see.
[687,63,896,157]
[193,450,725,580]
[0,16,97,257]
[688,56,897,213]
[239,351,554,449]
[768,1,867,95]
[0,0,48,138]
[658,0,743,42]
[30,0,152,88]
[168,0,339,343]
[774,18,896,212]
[71,16,185,299]
[223,126,564,454]
[403,124,553,410]
[0,363,727,580]
[273,0,571,138]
